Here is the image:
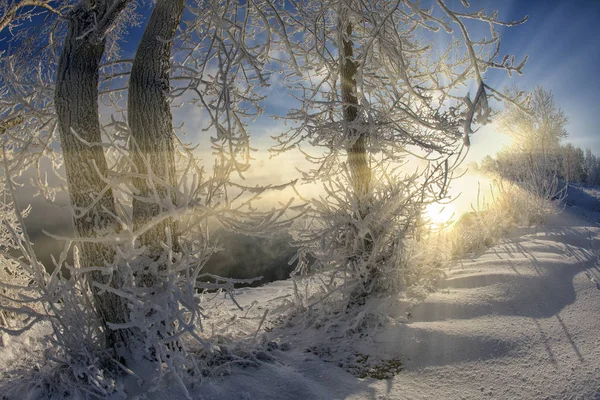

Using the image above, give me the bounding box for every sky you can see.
[464,0,600,160]
[1,0,600,194]
[216,0,600,163]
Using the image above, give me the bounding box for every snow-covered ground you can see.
[2,185,600,399]
[188,186,600,400]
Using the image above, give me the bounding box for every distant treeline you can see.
[480,144,600,186]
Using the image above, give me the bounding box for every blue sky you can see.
[253,0,600,161]
[467,0,600,157]
[1,0,599,160]
[250,0,600,161]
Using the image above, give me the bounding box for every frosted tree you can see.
[498,86,568,198]
[54,0,136,352]
[0,0,295,394]
[584,149,600,185]
[271,0,528,306]
[499,85,568,156]
[560,143,584,183]
[0,0,67,36]
[128,0,184,256]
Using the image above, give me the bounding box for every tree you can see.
[497,86,568,198]
[584,148,600,185]
[499,85,568,156]
[54,0,134,352]
[128,0,184,256]
[339,12,369,216]
[272,0,527,306]
[560,143,584,182]
[480,155,498,174]
[0,0,294,392]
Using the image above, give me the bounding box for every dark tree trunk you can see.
[128,0,184,256]
[54,0,132,352]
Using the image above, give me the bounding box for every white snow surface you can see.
[2,185,600,399]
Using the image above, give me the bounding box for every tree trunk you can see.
[54,0,132,352]
[339,15,377,304]
[128,0,184,256]
[340,19,370,216]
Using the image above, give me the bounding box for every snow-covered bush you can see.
[290,167,427,308]
[0,181,35,329]
[0,145,296,398]
[443,178,560,259]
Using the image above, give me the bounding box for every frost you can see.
[269,0,528,308]
[0,0,530,397]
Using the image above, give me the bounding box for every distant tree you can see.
[496,86,567,198]
[499,85,568,156]
[480,155,498,174]
[584,149,600,185]
[560,143,585,183]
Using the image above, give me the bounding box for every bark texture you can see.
[340,20,370,213]
[340,16,379,305]
[54,0,131,350]
[128,0,184,256]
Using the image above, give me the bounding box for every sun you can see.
[424,202,456,228]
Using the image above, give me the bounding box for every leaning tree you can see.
[271,0,528,306]
[54,0,138,354]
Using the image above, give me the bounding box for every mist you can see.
[16,158,494,286]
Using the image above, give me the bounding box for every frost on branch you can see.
[0,0,299,396]
[0,126,298,397]
[269,0,528,309]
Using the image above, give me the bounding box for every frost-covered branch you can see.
[265,0,528,306]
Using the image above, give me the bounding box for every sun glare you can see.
[425,202,456,228]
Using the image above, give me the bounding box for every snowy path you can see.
[188,205,600,400]
[368,208,600,399]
